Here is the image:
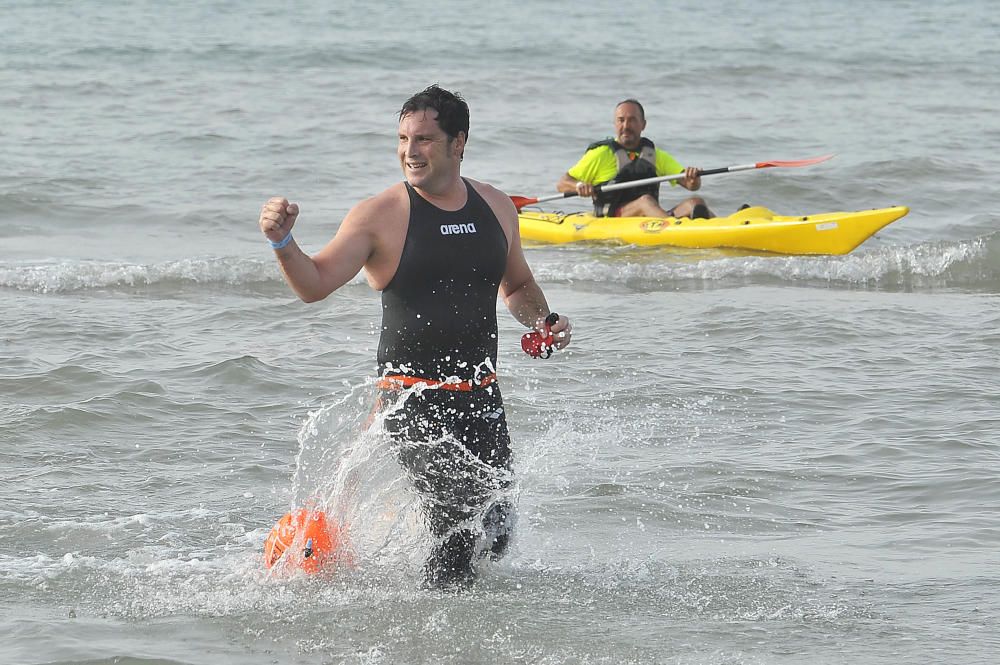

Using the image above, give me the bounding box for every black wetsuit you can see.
[378,179,514,588]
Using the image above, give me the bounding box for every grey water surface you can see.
[2,1,999,663]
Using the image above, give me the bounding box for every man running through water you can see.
[258,85,572,588]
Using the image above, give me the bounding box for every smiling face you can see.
[397,109,465,194]
[614,101,646,151]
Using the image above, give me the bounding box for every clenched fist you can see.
[259,197,299,244]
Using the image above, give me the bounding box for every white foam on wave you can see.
[2,234,991,295]
[527,235,989,288]
[0,256,369,293]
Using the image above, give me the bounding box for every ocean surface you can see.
[3,1,999,663]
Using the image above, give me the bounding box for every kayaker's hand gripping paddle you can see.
[521,312,560,359]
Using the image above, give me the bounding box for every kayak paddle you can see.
[510,154,834,211]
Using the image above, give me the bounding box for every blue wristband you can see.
[269,233,293,250]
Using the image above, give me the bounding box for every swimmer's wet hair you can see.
[400,84,470,142]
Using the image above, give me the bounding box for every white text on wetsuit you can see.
[440,222,478,235]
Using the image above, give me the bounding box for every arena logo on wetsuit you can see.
[439,222,478,235]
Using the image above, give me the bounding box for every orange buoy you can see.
[263,509,349,574]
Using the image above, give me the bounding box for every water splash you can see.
[284,382,518,581]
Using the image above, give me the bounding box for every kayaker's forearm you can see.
[557,173,580,194]
[558,173,594,198]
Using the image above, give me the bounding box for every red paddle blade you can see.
[510,195,539,210]
[755,154,835,169]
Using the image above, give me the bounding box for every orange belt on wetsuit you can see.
[376,373,497,392]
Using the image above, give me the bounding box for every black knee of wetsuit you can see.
[481,500,514,561]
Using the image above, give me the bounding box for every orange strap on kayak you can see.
[376,373,497,392]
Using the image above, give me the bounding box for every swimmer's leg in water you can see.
[384,387,515,589]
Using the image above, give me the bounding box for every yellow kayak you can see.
[518,205,909,255]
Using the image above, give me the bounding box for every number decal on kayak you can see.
[640,220,665,232]
[815,222,839,231]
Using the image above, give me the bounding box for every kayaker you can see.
[258,84,572,589]
[557,98,714,218]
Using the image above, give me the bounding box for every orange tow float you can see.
[263,508,352,574]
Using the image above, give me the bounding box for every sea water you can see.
[2,1,999,663]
